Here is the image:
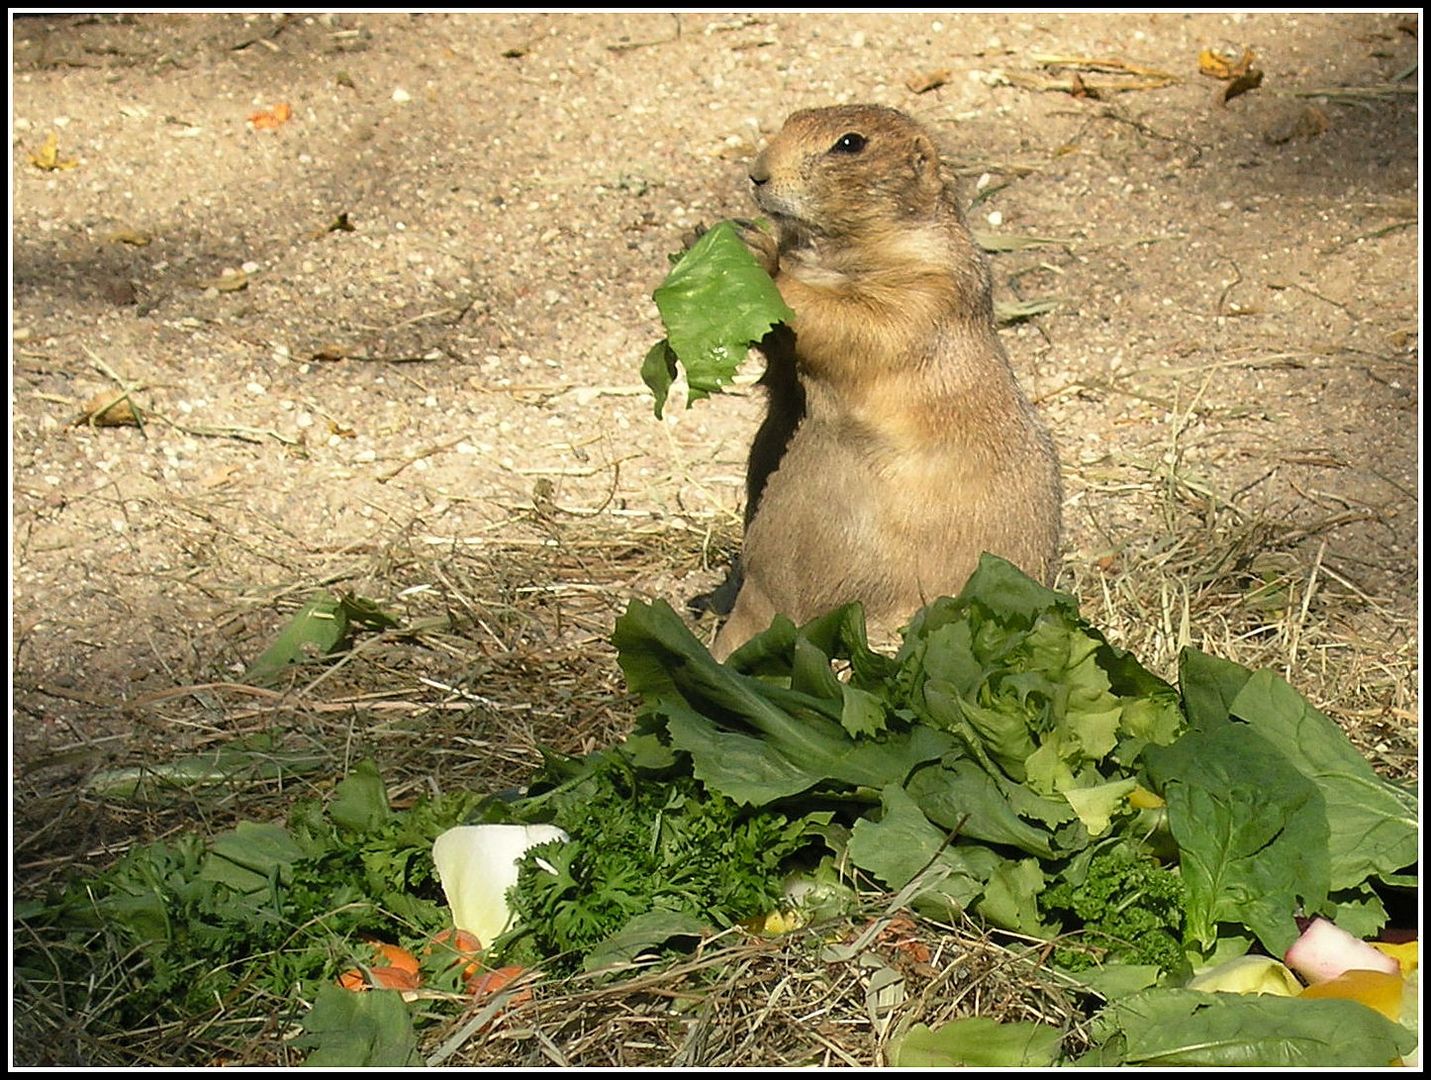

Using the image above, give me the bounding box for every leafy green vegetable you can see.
[579,910,710,972]
[613,596,956,803]
[847,784,1003,919]
[1224,669,1418,891]
[904,759,1056,858]
[1176,646,1254,729]
[1154,647,1417,959]
[993,297,1060,324]
[200,820,306,897]
[892,1016,1064,1067]
[24,554,1419,1068]
[614,554,1189,947]
[1039,846,1186,972]
[83,734,325,799]
[975,856,1052,936]
[644,220,794,418]
[1078,987,1416,1067]
[295,983,423,1068]
[16,760,482,1055]
[608,550,1415,987]
[503,750,831,973]
[328,758,392,833]
[1145,722,1329,956]
[895,557,1185,825]
[244,592,399,686]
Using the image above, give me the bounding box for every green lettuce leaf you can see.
[1177,646,1255,729]
[847,785,1003,918]
[1081,987,1415,1067]
[615,599,952,804]
[975,856,1052,935]
[905,759,1057,858]
[646,220,794,416]
[199,821,304,895]
[296,982,422,1068]
[892,1017,1064,1067]
[1226,670,1417,890]
[582,910,709,972]
[1145,724,1329,955]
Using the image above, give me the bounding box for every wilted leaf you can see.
[1221,67,1264,105]
[248,102,293,131]
[582,909,709,972]
[995,298,1059,325]
[243,593,393,687]
[73,389,142,428]
[874,915,932,964]
[1197,46,1263,103]
[1004,64,1176,95]
[29,130,79,171]
[972,231,1076,253]
[905,67,952,94]
[105,228,153,247]
[1034,54,1177,81]
[309,212,355,239]
[243,593,349,684]
[84,741,325,798]
[329,759,392,834]
[1198,46,1256,80]
[1068,72,1100,100]
[196,269,249,292]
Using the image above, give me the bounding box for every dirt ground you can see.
[7,9,1422,1068]
[10,3,1420,931]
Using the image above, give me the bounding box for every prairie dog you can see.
[711,104,1062,659]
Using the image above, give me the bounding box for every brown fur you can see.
[712,105,1062,659]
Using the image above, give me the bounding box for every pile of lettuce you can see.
[488,554,1417,1064]
[608,554,1413,964]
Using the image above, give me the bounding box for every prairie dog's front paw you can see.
[732,217,779,277]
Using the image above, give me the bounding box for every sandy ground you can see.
[10,11,1419,771]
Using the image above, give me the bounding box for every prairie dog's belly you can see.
[740,421,993,621]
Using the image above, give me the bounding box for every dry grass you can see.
[428,909,1090,1069]
[11,451,1419,1066]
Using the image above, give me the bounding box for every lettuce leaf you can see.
[644,220,794,417]
[847,784,1004,918]
[1080,987,1415,1067]
[892,1016,1064,1068]
[1225,669,1418,890]
[1144,723,1329,955]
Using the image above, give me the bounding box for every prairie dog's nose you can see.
[749,153,771,186]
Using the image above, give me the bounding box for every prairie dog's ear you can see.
[911,132,942,193]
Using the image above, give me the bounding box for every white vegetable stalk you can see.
[432,824,567,948]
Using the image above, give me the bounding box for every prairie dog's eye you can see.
[830,132,867,155]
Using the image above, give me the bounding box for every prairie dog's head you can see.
[748,105,946,243]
